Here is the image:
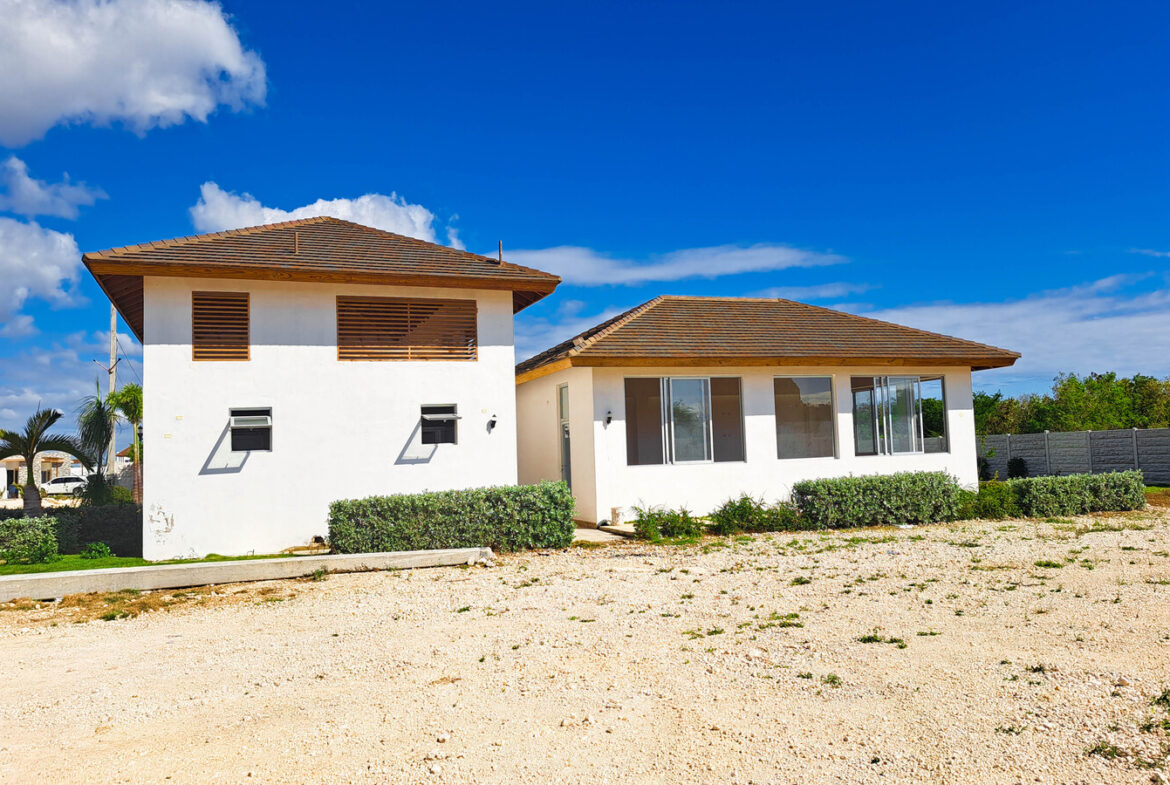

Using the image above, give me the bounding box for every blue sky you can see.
[1,0,1168,431]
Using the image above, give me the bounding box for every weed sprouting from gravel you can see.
[790,576,812,586]
[1034,560,1063,569]
[822,673,842,687]
[1086,740,1123,759]
[858,629,908,648]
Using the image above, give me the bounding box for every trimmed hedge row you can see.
[1007,471,1145,518]
[328,481,575,554]
[791,471,962,529]
[0,505,142,557]
[53,504,143,557]
[0,516,58,564]
[632,470,1149,538]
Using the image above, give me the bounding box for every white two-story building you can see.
[84,217,560,559]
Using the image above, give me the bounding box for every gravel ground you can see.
[3,510,1170,784]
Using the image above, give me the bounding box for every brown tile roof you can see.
[516,295,1019,382]
[83,216,561,340]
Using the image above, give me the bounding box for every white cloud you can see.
[752,281,874,301]
[0,0,265,146]
[861,273,1170,393]
[190,182,463,246]
[0,217,84,329]
[1130,248,1170,259]
[0,156,106,218]
[0,314,37,338]
[504,244,845,286]
[0,330,142,433]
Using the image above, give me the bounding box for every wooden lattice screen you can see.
[192,291,250,361]
[336,296,478,361]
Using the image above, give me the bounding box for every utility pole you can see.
[106,304,118,475]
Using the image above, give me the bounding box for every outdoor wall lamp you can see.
[605,410,613,426]
[487,414,498,432]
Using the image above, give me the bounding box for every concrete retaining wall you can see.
[0,547,493,603]
[978,428,1170,484]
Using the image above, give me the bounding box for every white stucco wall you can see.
[517,364,978,525]
[142,276,519,559]
[516,366,597,522]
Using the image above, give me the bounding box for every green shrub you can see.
[708,494,805,534]
[52,504,142,557]
[328,481,575,553]
[632,505,704,540]
[1006,457,1029,479]
[0,516,59,564]
[1008,471,1145,517]
[80,541,113,559]
[956,479,1020,520]
[791,472,962,529]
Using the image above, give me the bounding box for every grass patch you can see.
[0,552,282,577]
[1033,560,1064,569]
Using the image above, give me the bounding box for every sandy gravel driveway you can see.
[3,510,1170,784]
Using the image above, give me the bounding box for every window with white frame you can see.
[624,377,744,465]
[851,375,947,456]
[420,405,459,445]
[774,376,835,459]
[230,408,272,452]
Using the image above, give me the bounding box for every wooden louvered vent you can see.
[192,291,250,361]
[337,296,477,361]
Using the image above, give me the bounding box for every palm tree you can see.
[111,384,143,503]
[0,407,88,517]
[78,382,118,480]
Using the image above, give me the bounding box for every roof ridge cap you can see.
[570,296,664,356]
[773,297,1020,358]
[85,215,334,259]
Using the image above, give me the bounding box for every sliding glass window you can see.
[851,375,948,456]
[624,377,744,465]
[774,376,835,459]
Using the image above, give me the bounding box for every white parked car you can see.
[39,475,87,495]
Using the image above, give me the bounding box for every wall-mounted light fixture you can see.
[605,410,613,426]
[487,414,498,432]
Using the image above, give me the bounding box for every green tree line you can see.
[975,372,1170,435]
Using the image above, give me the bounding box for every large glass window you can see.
[851,376,948,456]
[625,378,664,465]
[919,376,947,453]
[668,378,711,462]
[711,378,745,462]
[624,377,744,465]
[774,377,835,459]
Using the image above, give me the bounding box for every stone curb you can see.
[0,548,494,602]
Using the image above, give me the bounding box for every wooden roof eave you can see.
[84,259,560,344]
[516,353,1019,385]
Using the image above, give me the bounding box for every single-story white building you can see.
[84,217,560,559]
[515,296,1019,525]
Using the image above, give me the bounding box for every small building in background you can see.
[515,296,1019,526]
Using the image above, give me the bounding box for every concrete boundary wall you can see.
[978,428,1170,485]
[0,548,493,603]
